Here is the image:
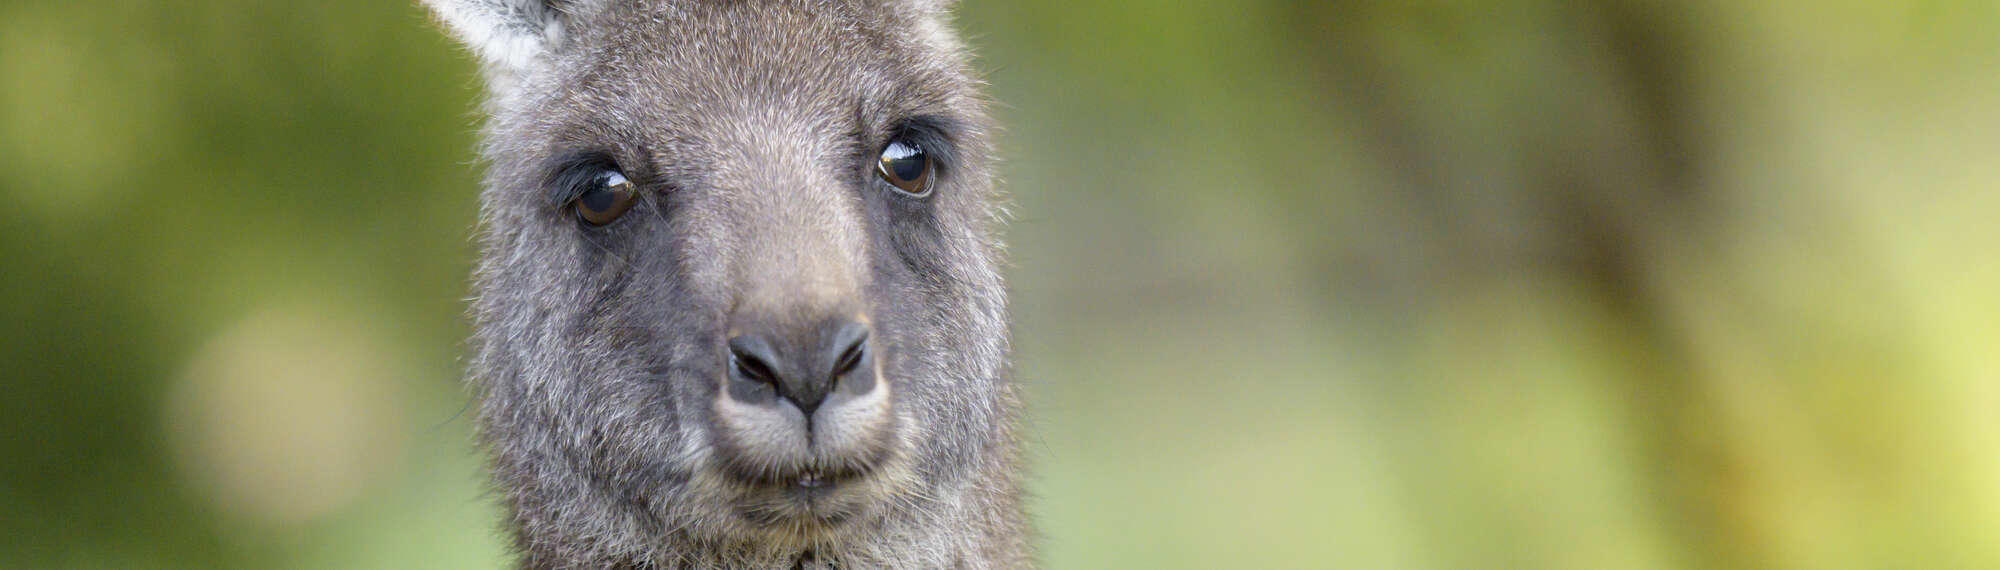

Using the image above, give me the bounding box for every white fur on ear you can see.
[423,0,569,74]
[907,0,959,11]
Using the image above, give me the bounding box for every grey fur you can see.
[422,1,1027,567]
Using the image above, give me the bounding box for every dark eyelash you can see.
[887,116,957,176]
[543,152,623,209]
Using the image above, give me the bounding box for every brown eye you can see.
[574,170,637,225]
[876,140,932,196]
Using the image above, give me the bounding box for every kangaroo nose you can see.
[725,319,873,415]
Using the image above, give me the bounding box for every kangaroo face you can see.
[453,0,1010,552]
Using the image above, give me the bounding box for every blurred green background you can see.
[5,0,2000,568]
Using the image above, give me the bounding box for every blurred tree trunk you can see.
[1292,1,1759,567]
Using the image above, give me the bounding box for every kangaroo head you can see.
[427,0,1021,566]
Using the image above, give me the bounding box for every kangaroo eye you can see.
[875,140,932,196]
[574,170,637,225]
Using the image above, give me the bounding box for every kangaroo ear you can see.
[862,0,956,16]
[899,0,958,14]
[423,0,577,75]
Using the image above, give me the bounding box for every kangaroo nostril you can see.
[725,334,783,405]
[729,344,778,384]
[828,323,869,379]
[827,322,876,397]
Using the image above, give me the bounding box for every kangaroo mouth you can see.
[724,461,892,530]
[728,461,875,492]
[793,469,837,490]
[711,424,908,531]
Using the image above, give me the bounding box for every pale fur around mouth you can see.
[710,367,900,491]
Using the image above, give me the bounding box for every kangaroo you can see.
[422,1,1027,567]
